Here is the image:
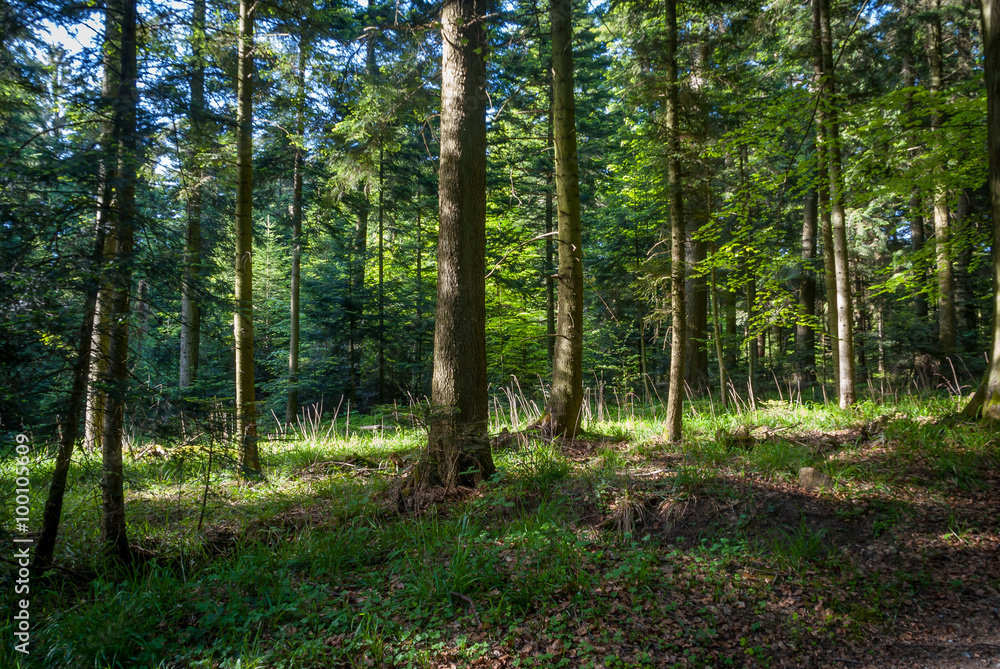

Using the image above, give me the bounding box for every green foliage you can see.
[3,393,998,667]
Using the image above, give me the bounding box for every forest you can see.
[1,0,999,666]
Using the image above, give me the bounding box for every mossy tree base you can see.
[962,381,1000,421]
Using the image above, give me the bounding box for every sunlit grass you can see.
[0,389,993,667]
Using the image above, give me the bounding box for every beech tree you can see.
[817,0,856,408]
[540,0,584,439]
[929,0,957,357]
[964,0,1000,419]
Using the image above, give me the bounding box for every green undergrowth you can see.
[1,393,997,667]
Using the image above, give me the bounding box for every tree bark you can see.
[545,89,556,366]
[378,145,386,403]
[99,0,138,563]
[415,209,424,390]
[84,9,122,451]
[795,190,818,390]
[710,257,728,408]
[179,0,205,390]
[235,0,259,474]
[349,200,368,403]
[818,0,855,408]
[929,1,956,357]
[746,270,758,402]
[902,1,928,321]
[954,190,977,345]
[409,0,495,491]
[964,0,1000,418]
[725,289,737,371]
[813,0,839,398]
[665,0,686,442]
[542,0,584,439]
[684,229,709,394]
[286,41,306,424]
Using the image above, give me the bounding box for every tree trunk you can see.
[818,0,855,408]
[795,190,818,390]
[378,146,386,403]
[234,0,259,474]
[964,0,1000,419]
[725,289,737,371]
[545,90,556,366]
[954,26,977,348]
[415,209,424,390]
[99,0,138,563]
[180,0,205,390]
[746,271,758,402]
[902,1,929,321]
[84,9,122,452]
[856,274,868,380]
[286,41,306,424]
[349,200,368,403]
[665,0,685,442]
[812,0,839,398]
[710,257,728,408]
[408,0,495,492]
[930,2,956,357]
[542,0,584,439]
[954,190,977,346]
[684,230,709,394]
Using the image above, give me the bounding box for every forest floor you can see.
[2,394,1000,668]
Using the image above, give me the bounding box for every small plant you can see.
[771,517,830,570]
[604,487,653,534]
[869,500,903,538]
[514,441,571,486]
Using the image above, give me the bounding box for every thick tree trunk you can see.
[964,0,1000,418]
[409,0,495,491]
[99,0,138,563]
[664,0,685,442]
[179,0,205,390]
[286,42,306,424]
[234,0,259,473]
[818,0,855,407]
[542,0,584,439]
[930,3,956,357]
[795,190,818,390]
